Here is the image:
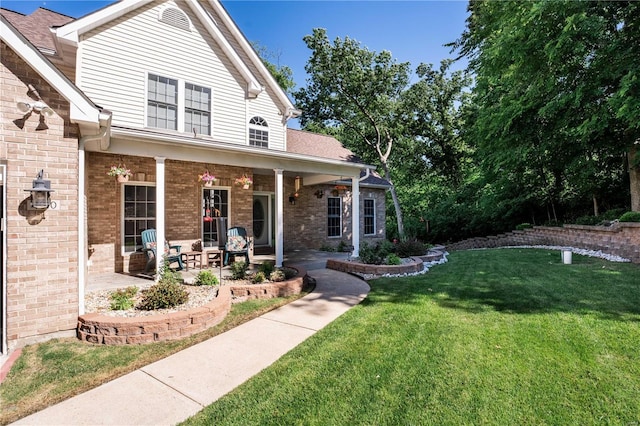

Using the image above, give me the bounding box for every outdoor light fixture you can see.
[24,169,54,209]
[294,175,301,193]
[17,101,54,117]
[314,189,324,199]
[289,193,298,205]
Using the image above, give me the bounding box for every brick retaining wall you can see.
[446,224,640,263]
[77,267,308,345]
[327,257,424,275]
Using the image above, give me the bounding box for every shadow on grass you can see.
[362,249,640,321]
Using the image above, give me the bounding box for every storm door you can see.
[202,188,229,248]
[252,194,272,247]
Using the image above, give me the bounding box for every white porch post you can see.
[77,141,86,315]
[274,168,284,267]
[155,157,166,278]
[351,176,360,258]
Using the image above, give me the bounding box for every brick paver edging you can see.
[326,257,424,276]
[77,266,308,345]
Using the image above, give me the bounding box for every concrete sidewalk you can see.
[13,268,369,426]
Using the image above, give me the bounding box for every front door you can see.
[252,194,271,246]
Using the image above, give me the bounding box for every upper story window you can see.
[364,199,375,236]
[249,116,269,148]
[185,83,211,136]
[147,74,178,130]
[147,74,212,136]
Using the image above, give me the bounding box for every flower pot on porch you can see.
[243,184,250,189]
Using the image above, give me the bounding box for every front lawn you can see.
[185,249,640,425]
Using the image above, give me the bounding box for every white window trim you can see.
[121,181,156,256]
[145,72,213,136]
[248,116,269,148]
[327,196,342,238]
[364,198,376,236]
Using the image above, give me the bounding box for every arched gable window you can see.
[249,116,268,148]
[159,7,191,32]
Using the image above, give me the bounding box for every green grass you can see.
[184,249,640,425]
[0,295,306,425]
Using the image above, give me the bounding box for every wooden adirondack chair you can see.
[141,229,184,273]
[223,226,250,266]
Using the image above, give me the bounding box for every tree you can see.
[294,28,412,236]
[453,0,640,212]
[252,42,295,94]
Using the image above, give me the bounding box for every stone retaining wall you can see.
[327,257,424,276]
[446,223,640,263]
[77,267,308,345]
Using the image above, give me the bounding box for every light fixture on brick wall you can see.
[24,169,54,209]
[16,101,54,130]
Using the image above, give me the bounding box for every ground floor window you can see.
[123,184,156,252]
[202,188,229,247]
[327,196,342,237]
[364,199,375,236]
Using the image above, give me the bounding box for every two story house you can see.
[0,0,388,357]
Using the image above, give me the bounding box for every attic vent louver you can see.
[159,7,191,32]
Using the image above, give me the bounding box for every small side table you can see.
[203,248,224,268]
[180,251,202,271]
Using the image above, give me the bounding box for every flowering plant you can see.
[107,165,132,178]
[198,171,216,183]
[235,175,253,186]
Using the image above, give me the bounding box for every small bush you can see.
[252,271,266,284]
[230,261,248,280]
[515,223,533,230]
[319,244,336,252]
[194,270,219,286]
[138,280,188,310]
[386,253,402,265]
[109,286,138,310]
[269,269,286,282]
[258,262,275,276]
[601,208,626,221]
[395,238,426,257]
[281,267,297,279]
[573,216,601,226]
[619,211,640,222]
[359,241,393,265]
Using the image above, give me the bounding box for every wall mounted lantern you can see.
[17,101,54,117]
[289,192,299,205]
[24,169,54,209]
[314,189,324,199]
[294,175,301,193]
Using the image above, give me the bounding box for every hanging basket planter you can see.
[235,174,253,189]
[117,175,130,183]
[198,171,216,187]
[107,164,133,183]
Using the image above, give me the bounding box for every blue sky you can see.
[2,0,470,89]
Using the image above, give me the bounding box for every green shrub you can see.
[194,270,219,286]
[258,262,275,276]
[515,223,533,230]
[230,261,248,280]
[386,253,402,265]
[137,280,188,310]
[269,269,286,282]
[359,241,393,265]
[252,271,266,284]
[109,286,138,310]
[395,238,426,257]
[319,244,336,252]
[601,208,627,221]
[281,267,297,279]
[619,211,640,222]
[573,216,601,226]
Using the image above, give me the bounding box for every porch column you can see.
[274,168,284,267]
[78,141,86,315]
[155,157,166,278]
[351,176,360,258]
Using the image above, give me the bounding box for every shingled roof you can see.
[287,128,390,188]
[0,7,73,54]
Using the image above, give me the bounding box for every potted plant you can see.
[107,165,133,182]
[235,175,253,189]
[198,171,217,187]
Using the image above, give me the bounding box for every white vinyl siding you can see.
[78,1,256,144]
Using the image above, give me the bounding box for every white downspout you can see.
[77,122,109,315]
[155,157,166,278]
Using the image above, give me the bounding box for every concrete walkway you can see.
[13,268,369,426]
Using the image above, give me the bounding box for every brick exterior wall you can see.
[1,42,80,349]
[446,224,640,263]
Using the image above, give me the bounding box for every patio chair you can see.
[141,229,184,273]
[223,226,250,266]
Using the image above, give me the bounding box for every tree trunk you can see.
[592,195,599,217]
[629,146,640,212]
[381,164,404,237]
